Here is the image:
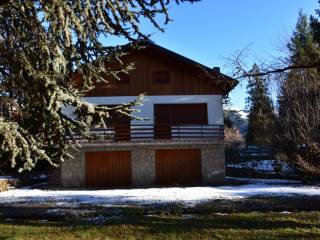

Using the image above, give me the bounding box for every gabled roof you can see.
[128,40,238,95]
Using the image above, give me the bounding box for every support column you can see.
[201,144,225,184]
[131,148,155,186]
[61,148,86,187]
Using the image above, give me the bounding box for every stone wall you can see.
[201,144,225,184]
[61,142,225,188]
[131,148,155,186]
[61,147,85,187]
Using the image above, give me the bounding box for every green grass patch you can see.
[0,211,320,240]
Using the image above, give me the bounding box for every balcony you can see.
[74,124,224,143]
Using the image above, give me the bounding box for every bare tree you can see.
[278,70,320,178]
[230,10,320,179]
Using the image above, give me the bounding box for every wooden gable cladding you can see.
[85,46,225,97]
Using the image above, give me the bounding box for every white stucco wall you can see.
[83,95,224,125]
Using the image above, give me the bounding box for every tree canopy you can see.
[245,64,275,146]
[278,12,320,178]
[0,0,198,172]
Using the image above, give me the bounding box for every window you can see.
[152,71,170,84]
[154,104,208,125]
[118,72,130,84]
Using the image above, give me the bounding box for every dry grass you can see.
[0,179,9,192]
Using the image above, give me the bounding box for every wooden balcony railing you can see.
[74,124,224,143]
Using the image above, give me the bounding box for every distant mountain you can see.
[224,109,248,135]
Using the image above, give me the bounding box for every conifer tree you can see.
[278,12,320,177]
[245,64,275,145]
[0,0,198,172]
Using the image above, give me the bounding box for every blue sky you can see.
[135,0,319,110]
[104,0,318,110]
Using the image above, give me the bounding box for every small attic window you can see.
[152,71,170,84]
[117,72,130,84]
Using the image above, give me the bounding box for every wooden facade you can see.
[74,43,237,97]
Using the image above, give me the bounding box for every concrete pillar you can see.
[131,148,155,186]
[201,144,225,184]
[61,147,86,187]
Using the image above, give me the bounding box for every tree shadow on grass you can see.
[0,213,319,240]
[119,214,320,231]
[1,196,320,239]
[1,212,319,231]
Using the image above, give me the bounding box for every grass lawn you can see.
[1,211,320,240]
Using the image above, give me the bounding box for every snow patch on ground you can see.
[0,178,319,207]
[0,176,15,180]
[227,160,295,174]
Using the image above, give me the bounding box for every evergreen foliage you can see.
[0,0,198,172]
[245,64,275,146]
[288,11,320,66]
[278,11,320,178]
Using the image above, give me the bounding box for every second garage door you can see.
[85,151,131,187]
[155,149,201,185]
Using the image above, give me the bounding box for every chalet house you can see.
[60,42,238,188]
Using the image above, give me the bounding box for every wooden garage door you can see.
[155,149,201,185]
[85,151,131,187]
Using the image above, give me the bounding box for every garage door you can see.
[155,149,201,185]
[85,151,131,187]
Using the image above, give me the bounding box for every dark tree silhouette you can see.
[0,0,198,171]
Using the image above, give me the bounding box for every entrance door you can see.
[102,105,131,141]
[113,116,131,141]
[154,104,172,139]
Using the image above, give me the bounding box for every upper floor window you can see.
[152,71,170,84]
[118,72,130,84]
